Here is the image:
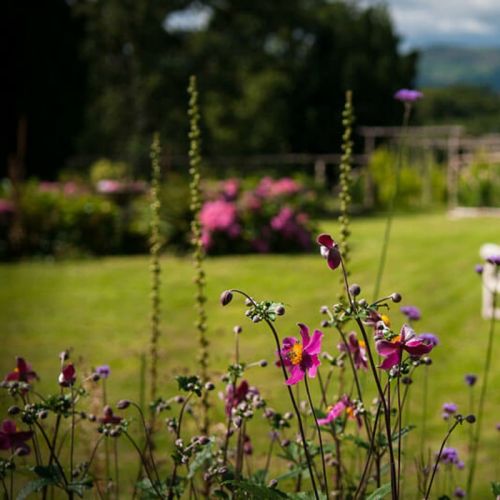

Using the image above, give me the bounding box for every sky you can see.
[364,0,500,49]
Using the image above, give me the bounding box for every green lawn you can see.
[1,212,499,497]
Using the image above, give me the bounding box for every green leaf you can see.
[17,478,56,499]
[491,481,500,496]
[188,441,213,479]
[366,483,392,500]
[32,465,61,481]
[223,479,288,499]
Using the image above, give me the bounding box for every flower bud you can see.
[320,305,329,314]
[475,264,484,274]
[117,400,131,410]
[320,320,329,328]
[390,292,402,303]
[174,396,185,404]
[252,316,261,323]
[423,357,432,366]
[358,298,368,307]
[281,439,290,447]
[38,410,48,420]
[233,325,242,334]
[268,479,278,488]
[91,373,101,382]
[88,414,96,422]
[349,284,361,296]
[220,290,233,306]
[204,382,215,391]
[284,412,293,420]
[7,406,21,416]
[465,414,476,424]
[198,436,210,445]
[276,305,285,316]
[259,359,268,368]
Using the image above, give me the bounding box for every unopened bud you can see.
[259,360,268,368]
[116,400,130,410]
[220,290,233,306]
[349,284,361,296]
[465,414,476,424]
[7,406,21,416]
[233,325,242,334]
[276,305,285,316]
[204,382,215,391]
[391,292,402,303]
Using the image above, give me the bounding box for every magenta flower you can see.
[442,402,458,420]
[439,447,464,469]
[317,234,341,270]
[338,332,368,370]
[98,405,122,425]
[224,380,250,416]
[4,357,37,383]
[0,420,33,455]
[376,324,433,370]
[278,323,323,385]
[318,395,362,427]
[394,89,423,102]
[58,363,76,387]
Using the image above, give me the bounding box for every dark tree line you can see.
[2,0,418,179]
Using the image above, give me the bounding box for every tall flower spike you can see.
[188,75,210,434]
[149,132,162,407]
[338,91,354,298]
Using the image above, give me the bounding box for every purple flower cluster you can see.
[394,89,423,102]
[400,305,421,321]
[442,402,458,420]
[439,447,464,469]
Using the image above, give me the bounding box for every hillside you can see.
[418,46,500,91]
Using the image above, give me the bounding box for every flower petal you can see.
[379,351,400,370]
[404,339,433,356]
[285,365,305,386]
[327,248,341,270]
[297,324,310,346]
[307,355,320,378]
[305,330,323,355]
[317,233,334,248]
[376,340,397,356]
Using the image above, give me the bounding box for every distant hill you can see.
[418,46,500,91]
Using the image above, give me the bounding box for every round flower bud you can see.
[268,479,278,489]
[402,376,413,385]
[198,436,210,445]
[358,299,368,307]
[258,359,268,368]
[284,412,293,420]
[244,298,253,306]
[349,284,361,296]
[88,414,96,422]
[475,264,484,275]
[276,305,285,316]
[220,290,233,307]
[109,429,120,438]
[390,292,402,303]
[320,305,329,315]
[233,325,242,334]
[281,439,290,447]
[252,316,261,323]
[423,357,432,366]
[116,400,131,410]
[174,396,185,404]
[465,414,476,424]
[91,373,100,382]
[7,406,21,416]
[204,382,215,391]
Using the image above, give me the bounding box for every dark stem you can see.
[70,387,75,479]
[114,439,119,499]
[264,434,275,473]
[34,421,68,488]
[424,420,460,499]
[230,289,320,500]
[339,258,398,500]
[397,361,403,497]
[304,376,329,495]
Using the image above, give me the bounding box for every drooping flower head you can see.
[4,357,38,384]
[338,332,368,371]
[0,419,33,455]
[278,323,323,385]
[400,305,421,321]
[316,234,341,270]
[318,395,362,428]
[58,363,76,387]
[376,324,434,370]
[394,89,423,102]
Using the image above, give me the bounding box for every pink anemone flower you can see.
[318,395,362,427]
[4,357,38,383]
[339,332,368,370]
[0,420,33,455]
[317,234,341,270]
[278,323,323,385]
[376,324,433,370]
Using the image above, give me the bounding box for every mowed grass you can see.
[1,212,499,496]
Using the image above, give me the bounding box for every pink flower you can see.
[376,324,433,370]
[222,179,239,200]
[394,89,423,102]
[317,233,341,270]
[4,357,38,383]
[278,323,323,385]
[98,405,122,425]
[200,200,239,231]
[224,380,250,416]
[58,363,76,387]
[0,420,33,455]
[339,333,368,370]
[318,395,362,427]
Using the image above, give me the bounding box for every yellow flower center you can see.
[346,406,354,418]
[358,340,366,349]
[381,314,391,327]
[288,343,303,365]
[390,334,402,344]
[14,367,19,373]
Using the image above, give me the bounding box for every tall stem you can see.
[466,269,498,496]
[339,258,398,500]
[372,104,411,301]
[304,376,329,495]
